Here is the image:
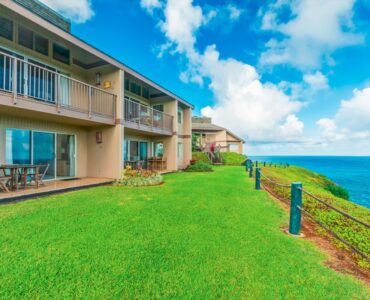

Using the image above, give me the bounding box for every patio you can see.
[0,178,113,204]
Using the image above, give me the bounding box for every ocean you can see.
[249,156,370,209]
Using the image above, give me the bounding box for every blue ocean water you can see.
[250,156,370,209]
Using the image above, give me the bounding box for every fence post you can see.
[264,161,266,167]
[245,160,249,172]
[255,168,261,190]
[256,161,258,168]
[249,165,253,178]
[289,182,302,235]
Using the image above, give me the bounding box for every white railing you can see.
[0,51,116,121]
[123,98,173,134]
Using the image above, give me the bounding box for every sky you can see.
[39,0,370,156]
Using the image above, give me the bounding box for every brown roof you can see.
[192,118,245,143]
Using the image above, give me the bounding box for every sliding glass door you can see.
[32,131,55,180]
[5,128,76,180]
[57,134,75,177]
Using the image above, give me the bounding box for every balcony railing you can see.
[123,98,173,134]
[0,51,116,122]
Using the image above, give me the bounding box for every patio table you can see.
[0,165,40,191]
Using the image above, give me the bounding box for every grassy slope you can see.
[0,167,369,299]
[260,166,370,267]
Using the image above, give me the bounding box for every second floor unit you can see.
[0,0,193,134]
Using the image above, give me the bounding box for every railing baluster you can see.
[12,57,17,104]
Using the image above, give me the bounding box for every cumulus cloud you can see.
[317,87,370,142]
[303,71,329,91]
[140,0,162,13]
[260,0,363,69]
[39,0,94,23]
[148,0,304,143]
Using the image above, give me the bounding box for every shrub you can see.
[185,162,213,172]
[221,152,247,166]
[324,183,350,200]
[192,152,210,164]
[115,166,163,187]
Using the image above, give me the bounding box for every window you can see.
[135,84,141,96]
[53,43,70,64]
[18,26,34,50]
[177,142,183,159]
[129,81,142,96]
[124,79,130,91]
[153,142,164,157]
[177,111,183,124]
[0,16,13,41]
[153,104,164,112]
[129,141,139,161]
[229,144,239,152]
[142,87,149,99]
[5,129,31,164]
[35,35,49,56]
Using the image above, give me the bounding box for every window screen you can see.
[35,35,49,56]
[53,43,70,64]
[18,26,34,50]
[0,17,13,41]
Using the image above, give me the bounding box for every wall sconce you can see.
[103,80,112,89]
[95,72,101,86]
[96,131,102,144]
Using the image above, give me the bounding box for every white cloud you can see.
[147,0,305,143]
[39,0,94,23]
[260,0,363,69]
[140,0,162,13]
[228,5,244,21]
[317,87,370,142]
[303,71,329,91]
[159,0,203,59]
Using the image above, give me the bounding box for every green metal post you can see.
[256,161,259,168]
[264,161,266,167]
[289,182,302,235]
[249,165,253,178]
[255,168,261,190]
[245,160,249,172]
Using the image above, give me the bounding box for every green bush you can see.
[221,152,247,166]
[185,162,213,172]
[115,168,163,187]
[324,183,350,200]
[192,152,210,164]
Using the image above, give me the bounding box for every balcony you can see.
[123,98,173,135]
[0,51,116,125]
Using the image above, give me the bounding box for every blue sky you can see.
[40,0,370,155]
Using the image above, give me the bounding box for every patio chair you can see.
[29,164,49,186]
[0,170,12,192]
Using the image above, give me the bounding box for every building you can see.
[0,0,193,183]
[192,117,245,155]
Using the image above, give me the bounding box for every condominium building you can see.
[0,0,193,182]
[192,117,245,154]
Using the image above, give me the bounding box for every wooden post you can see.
[289,183,302,235]
[249,165,253,178]
[255,168,261,190]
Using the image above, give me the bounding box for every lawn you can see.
[0,167,369,299]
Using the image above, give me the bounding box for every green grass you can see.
[221,152,247,165]
[192,151,210,163]
[0,167,369,299]
[259,166,370,268]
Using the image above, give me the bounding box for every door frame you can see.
[5,127,77,181]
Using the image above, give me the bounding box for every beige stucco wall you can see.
[86,125,122,179]
[0,114,88,177]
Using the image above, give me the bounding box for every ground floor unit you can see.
[0,113,191,190]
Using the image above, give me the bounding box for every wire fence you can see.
[247,164,370,263]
